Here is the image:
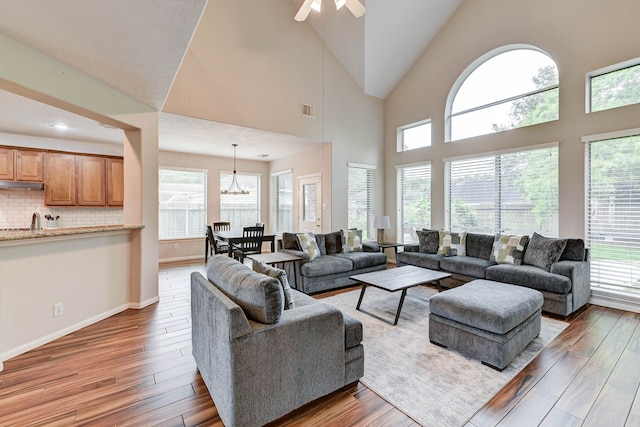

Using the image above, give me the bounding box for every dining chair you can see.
[212,221,231,255]
[232,226,264,263]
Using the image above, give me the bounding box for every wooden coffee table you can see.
[351,266,452,325]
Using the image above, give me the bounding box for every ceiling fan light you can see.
[310,0,322,12]
[334,0,346,10]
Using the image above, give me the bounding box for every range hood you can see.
[0,181,44,190]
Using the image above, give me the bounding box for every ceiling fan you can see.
[295,0,366,22]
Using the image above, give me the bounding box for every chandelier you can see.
[221,144,249,195]
[295,0,366,22]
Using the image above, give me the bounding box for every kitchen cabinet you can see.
[45,153,76,206]
[77,155,106,206]
[15,150,43,181]
[107,158,124,206]
[0,147,14,180]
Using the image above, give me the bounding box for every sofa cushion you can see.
[417,229,439,254]
[437,231,466,256]
[325,231,343,255]
[332,251,387,269]
[341,229,363,252]
[300,255,353,278]
[297,232,321,261]
[396,251,443,270]
[440,255,493,279]
[490,234,529,265]
[315,233,327,256]
[207,255,284,324]
[253,262,295,310]
[523,232,567,271]
[486,264,573,294]
[465,233,495,260]
[560,239,586,261]
[282,232,301,250]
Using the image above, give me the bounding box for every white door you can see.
[298,174,322,233]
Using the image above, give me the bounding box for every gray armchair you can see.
[191,255,364,427]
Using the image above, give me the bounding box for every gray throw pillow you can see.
[416,229,439,254]
[282,232,301,251]
[253,262,295,309]
[523,232,567,271]
[324,231,343,255]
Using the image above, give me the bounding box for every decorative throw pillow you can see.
[296,232,321,260]
[523,232,567,271]
[416,229,439,254]
[490,234,529,265]
[282,232,301,251]
[253,262,295,309]
[324,231,343,255]
[437,231,466,256]
[341,229,363,253]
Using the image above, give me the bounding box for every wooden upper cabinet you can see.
[15,150,43,182]
[107,158,124,206]
[0,147,14,180]
[77,155,106,206]
[45,153,76,206]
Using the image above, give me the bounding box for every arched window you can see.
[446,46,559,142]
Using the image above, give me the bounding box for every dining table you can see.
[206,228,277,260]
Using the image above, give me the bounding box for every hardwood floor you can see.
[1,261,639,426]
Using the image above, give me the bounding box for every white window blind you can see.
[159,168,207,240]
[220,173,260,228]
[586,133,640,293]
[272,171,292,234]
[348,164,375,240]
[397,163,431,243]
[445,145,558,236]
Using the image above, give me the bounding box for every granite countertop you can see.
[0,224,145,242]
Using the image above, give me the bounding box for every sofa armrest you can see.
[280,248,310,263]
[550,260,591,311]
[404,243,419,252]
[362,241,379,252]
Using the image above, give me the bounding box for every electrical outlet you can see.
[174,243,179,249]
[54,302,64,317]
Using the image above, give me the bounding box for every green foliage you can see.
[591,64,640,111]
[451,199,478,229]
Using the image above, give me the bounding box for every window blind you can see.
[587,134,640,292]
[445,145,558,236]
[348,165,375,239]
[272,171,292,234]
[220,173,260,228]
[158,168,207,240]
[397,163,431,243]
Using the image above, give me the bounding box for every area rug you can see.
[322,285,569,427]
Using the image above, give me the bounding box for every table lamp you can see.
[373,215,391,244]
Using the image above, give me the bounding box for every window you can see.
[445,144,558,236]
[272,170,292,234]
[586,130,640,294]
[220,173,260,228]
[398,120,431,152]
[397,163,431,243]
[447,46,559,141]
[158,168,207,240]
[588,58,640,113]
[348,163,375,239]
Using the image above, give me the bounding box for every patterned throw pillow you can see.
[490,234,529,265]
[437,231,466,256]
[341,229,363,253]
[253,262,295,309]
[296,232,321,260]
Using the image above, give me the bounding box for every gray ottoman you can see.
[429,279,543,371]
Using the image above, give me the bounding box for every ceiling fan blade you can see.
[344,0,366,17]
[295,0,314,21]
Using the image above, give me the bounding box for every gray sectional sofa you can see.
[191,255,364,427]
[397,230,590,317]
[279,231,388,294]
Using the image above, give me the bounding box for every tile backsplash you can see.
[0,189,123,229]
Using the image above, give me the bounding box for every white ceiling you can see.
[0,0,461,159]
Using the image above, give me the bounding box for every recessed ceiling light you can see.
[257,154,269,158]
[99,122,118,129]
[51,123,69,131]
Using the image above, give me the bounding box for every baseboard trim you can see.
[129,296,160,310]
[159,255,202,263]
[1,303,129,370]
[589,288,640,314]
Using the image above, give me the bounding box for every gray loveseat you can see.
[397,231,590,317]
[279,231,388,294]
[191,255,364,427]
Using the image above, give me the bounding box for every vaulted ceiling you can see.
[0,0,462,159]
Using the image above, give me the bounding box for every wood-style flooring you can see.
[0,260,639,426]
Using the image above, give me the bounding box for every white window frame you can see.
[347,162,376,240]
[220,171,261,228]
[586,57,640,113]
[158,167,207,240]
[397,119,432,152]
[396,161,431,244]
[271,169,293,234]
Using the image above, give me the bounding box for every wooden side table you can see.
[247,252,303,289]
[372,241,404,259]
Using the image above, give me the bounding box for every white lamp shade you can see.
[373,215,391,229]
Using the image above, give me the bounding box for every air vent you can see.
[302,104,316,118]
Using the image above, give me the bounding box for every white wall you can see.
[384,0,640,242]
